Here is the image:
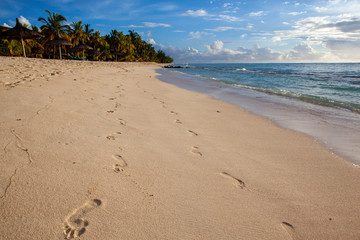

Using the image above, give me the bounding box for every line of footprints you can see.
[165,98,296,239]
[62,93,295,239]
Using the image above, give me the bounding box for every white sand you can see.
[0,56,360,239]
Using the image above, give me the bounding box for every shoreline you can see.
[158,68,360,166]
[1,57,360,239]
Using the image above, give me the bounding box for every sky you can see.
[1,0,360,63]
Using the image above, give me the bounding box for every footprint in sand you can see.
[112,154,127,172]
[118,118,126,126]
[175,119,182,124]
[106,135,116,140]
[281,222,296,240]
[188,130,198,136]
[220,172,246,189]
[63,199,102,239]
[115,102,121,109]
[191,146,203,156]
[170,111,178,115]
[106,132,121,140]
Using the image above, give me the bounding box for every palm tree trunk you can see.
[21,37,26,57]
[59,45,62,59]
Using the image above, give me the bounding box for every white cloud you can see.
[325,39,360,60]
[284,43,326,61]
[2,23,11,28]
[189,31,209,39]
[270,14,360,61]
[181,9,241,22]
[148,38,156,45]
[206,26,244,32]
[314,0,360,16]
[288,11,306,16]
[182,9,208,17]
[241,34,247,38]
[249,11,264,17]
[206,40,224,54]
[143,22,171,28]
[247,24,254,29]
[187,47,199,54]
[127,24,144,28]
[217,14,242,22]
[18,16,31,28]
[151,40,343,63]
[283,22,290,25]
[274,16,360,43]
[272,36,282,42]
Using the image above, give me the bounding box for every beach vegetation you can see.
[0,10,173,63]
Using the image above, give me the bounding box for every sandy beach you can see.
[1,56,360,239]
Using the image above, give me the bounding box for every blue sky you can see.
[1,0,360,63]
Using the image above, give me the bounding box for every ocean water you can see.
[173,63,360,113]
[158,63,360,165]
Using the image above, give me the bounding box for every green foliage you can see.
[0,40,22,56]
[1,10,173,63]
[155,50,174,63]
[38,10,68,41]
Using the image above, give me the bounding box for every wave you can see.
[233,83,360,114]
[171,64,360,113]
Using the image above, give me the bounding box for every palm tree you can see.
[90,30,104,49]
[38,10,69,58]
[83,24,93,44]
[68,21,84,46]
[38,10,68,41]
[124,35,135,61]
[107,30,124,61]
[89,30,107,60]
[6,40,23,56]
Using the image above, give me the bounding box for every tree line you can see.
[0,10,173,63]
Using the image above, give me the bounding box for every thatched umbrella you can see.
[87,49,100,60]
[0,26,10,32]
[112,51,122,61]
[72,44,93,59]
[0,18,42,57]
[45,32,72,59]
[87,49,99,56]
[99,52,109,61]
[31,46,44,58]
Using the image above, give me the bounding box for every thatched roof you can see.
[0,26,10,32]
[87,49,100,55]
[0,18,42,40]
[112,51,122,56]
[45,33,72,46]
[31,47,44,54]
[72,44,93,51]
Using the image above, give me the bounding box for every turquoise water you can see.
[173,63,360,113]
[159,63,360,165]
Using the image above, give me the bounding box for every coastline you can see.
[158,68,360,166]
[1,57,360,239]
